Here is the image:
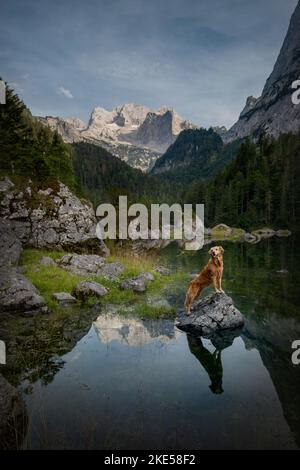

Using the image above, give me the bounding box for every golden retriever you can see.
[184,246,224,314]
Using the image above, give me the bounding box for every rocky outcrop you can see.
[0,218,22,267]
[0,375,27,449]
[224,3,300,142]
[176,293,244,335]
[120,271,155,292]
[52,292,77,304]
[0,177,108,255]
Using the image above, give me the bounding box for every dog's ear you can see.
[219,246,224,254]
[208,247,212,255]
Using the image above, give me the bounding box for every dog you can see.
[184,246,224,314]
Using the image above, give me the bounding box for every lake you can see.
[15,237,300,449]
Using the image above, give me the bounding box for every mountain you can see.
[224,1,300,142]
[38,104,197,172]
[150,128,242,183]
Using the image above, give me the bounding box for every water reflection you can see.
[187,335,224,394]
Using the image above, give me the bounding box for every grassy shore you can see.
[20,248,187,319]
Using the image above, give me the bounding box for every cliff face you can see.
[224,2,300,142]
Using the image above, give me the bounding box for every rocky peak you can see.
[224,2,300,142]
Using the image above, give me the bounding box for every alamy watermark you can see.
[0,340,6,365]
[291,78,300,105]
[291,340,300,365]
[96,196,204,250]
[0,80,6,104]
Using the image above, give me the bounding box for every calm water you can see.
[18,237,300,449]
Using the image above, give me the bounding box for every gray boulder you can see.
[138,272,155,282]
[73,281,108,300]
[40,256,56,266]
[176,293,244,336]
[0,268,48,315]
[154,266,170,276]
[96,262,125,280]
[0,375,27,449]
[120,277,147,293]
[53,292,77,304]
[57,253,105,276]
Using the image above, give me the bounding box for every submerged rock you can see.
[0,375,27,449]
[176,293,244,336]
[0,268,48,315]
[73,281,108,300]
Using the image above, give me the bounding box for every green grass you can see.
[19,248,188,317]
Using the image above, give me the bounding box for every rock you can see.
[223,3,300,143]
[276,229,291,237]
[96,262,125,280]
[53,292,77,304]
[154,266,170,276]
[176,293,244,336]
[57,253,105,276]
[0,375,27,449]
[0,268,48,315]
[120,277,147,293]
[0,178,109,256]
[73,281,108,300]
[211,224,232,236]
[252,228,275,238]
[244,232,257,243]
[40,256,56,266]
[138,272,155,282]
[0,219,22,267]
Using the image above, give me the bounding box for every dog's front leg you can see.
[218,271,224,293]
[212,275,220,293]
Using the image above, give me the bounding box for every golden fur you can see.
[184,246,224,314]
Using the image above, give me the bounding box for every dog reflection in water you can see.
[187,335,224,394]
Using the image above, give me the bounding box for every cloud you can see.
[58,86,73,99]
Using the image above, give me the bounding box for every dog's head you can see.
[208,246,224,258]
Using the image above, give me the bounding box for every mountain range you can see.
[38,104,197,171]
[38,1,300,176]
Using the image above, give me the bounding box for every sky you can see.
[0,0,298,128]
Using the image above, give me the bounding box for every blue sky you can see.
[0,0,298,128]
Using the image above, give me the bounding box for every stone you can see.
[73,281,108,300]
[96,262,125,280]
[0,268,48,315]
[176,293,244,336]
[276,229,291,237]
[244,232,257,243]
[154,266,170,276]
[0,219,22,267]
[138,272,155,282]
[57,253,105,275]
[0,375,27,449]
[40,256,56,266]
[223,3,300,143]
[53,292,77,304]
[0,179,109,255]
[120,277,147,293]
